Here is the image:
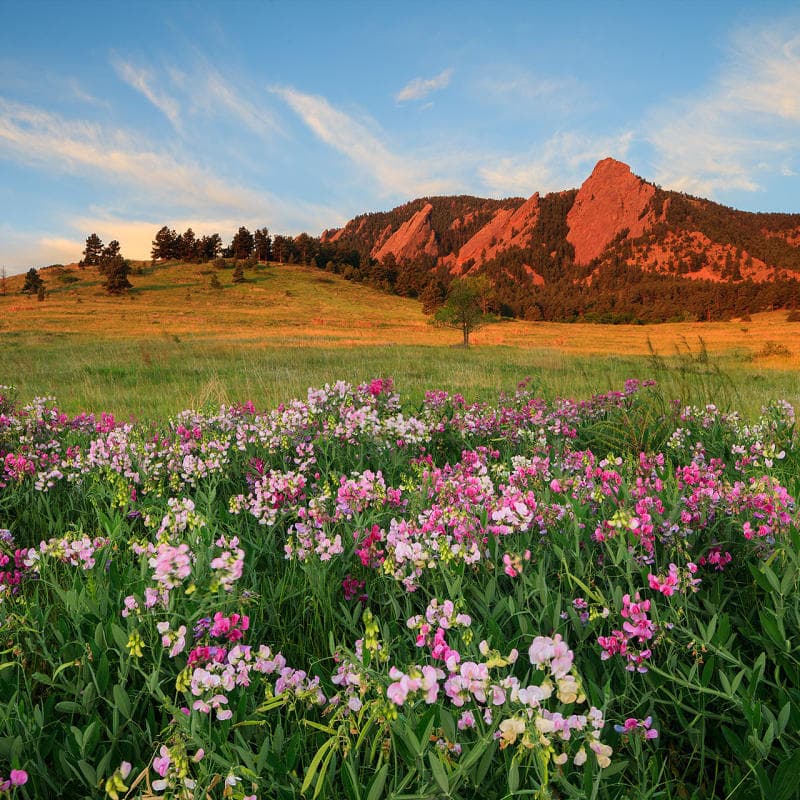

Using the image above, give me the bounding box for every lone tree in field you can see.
[232,261,246,283]
[21,267,44,295]
[81,233,103,267]
[432,275,492,347]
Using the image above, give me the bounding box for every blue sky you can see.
[1,0,799,273]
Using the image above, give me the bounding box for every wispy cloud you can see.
[395,68,454,103]
[0,97,265,212]
[113,58,182,131]
[271,85,456,197]
[647,24,800,198]
[476,69,585,115]
[167,60,282,141]
[479,130,634,196]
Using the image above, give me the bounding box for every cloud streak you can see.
[271,85,457,197]
[647,24,800,198]
[395,68,454,103]
[0,96,267,213]
[113,59,182,131]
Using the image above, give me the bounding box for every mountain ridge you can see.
[316,158,799,321]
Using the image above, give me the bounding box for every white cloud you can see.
[113,59,182,131]
[395,68,454,103]
[647,25,800,198]
[479,130,634,196]
[0,97,267,213]
[271,85,456,197]
[201,68,283,139]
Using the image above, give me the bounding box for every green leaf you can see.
[341,759,362,800]
[777,701,791,735]
[439,707,456,743]
[112,684,131,719]
[773,749,800,800]
[365,763,388,800]
[428,752,449,795]
[77,759,96,787]
[300,737,337,796]
[508,762,519,794]
[110,623,128,651]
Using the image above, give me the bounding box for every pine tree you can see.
[151,226,178,261]
[99,240,121,275]
[21,268,44,294]
[254,227,272,262]
[81,233,103,267]
[231,227,254,259]
[103,255,132,294]
[180,228,197,262]
[232,262,246,283]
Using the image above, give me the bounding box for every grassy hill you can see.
[1,260,799,417]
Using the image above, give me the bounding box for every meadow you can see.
[1,262,799,799]
[1,376,799,799]
[1,260,799,417]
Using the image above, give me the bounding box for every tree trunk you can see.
[462,324,470,347]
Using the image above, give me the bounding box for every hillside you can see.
[319,158,800,322]
[2,259,799,419]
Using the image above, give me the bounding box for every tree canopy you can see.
[432,275,492,347]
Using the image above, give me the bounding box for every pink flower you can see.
[9,770,28,786]
[153,746,171,777]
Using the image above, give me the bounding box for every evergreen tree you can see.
[81,233,103,267]
[180,228,197,262]
[103,255,132,294]
[151,226,178,261]
[232,262,246,283]
[231,227,254,259]
[254,227,272,262]
[99,240,121,275]
[201,234,222,262]
[21,268,44,294]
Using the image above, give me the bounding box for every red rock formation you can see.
[567,158,657,265]
[372,203,438,262]
[448,193,540,273]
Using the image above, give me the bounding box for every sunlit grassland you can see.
[2,260,798,417]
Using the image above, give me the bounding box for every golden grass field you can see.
[1,260,798,417]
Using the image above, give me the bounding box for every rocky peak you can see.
[567,158,657,265]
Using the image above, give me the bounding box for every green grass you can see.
[3,332,799,419]
[3,260,799,418]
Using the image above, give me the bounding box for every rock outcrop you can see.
[567,158,657,265]
[372,202,439,262]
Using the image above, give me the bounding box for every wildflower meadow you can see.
[0,378,798,799]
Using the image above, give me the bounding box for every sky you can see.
[1,0,799,274]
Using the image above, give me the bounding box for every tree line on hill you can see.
[17,211,798,322]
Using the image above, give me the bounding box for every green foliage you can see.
[20,268,43,295]
[432,276,492,346]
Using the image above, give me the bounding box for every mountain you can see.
[317,158,800,322]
